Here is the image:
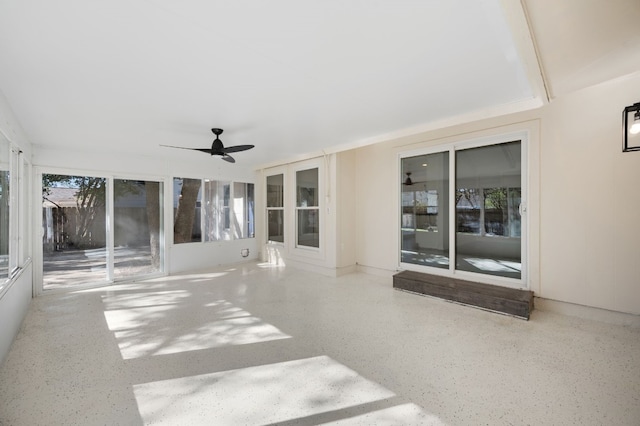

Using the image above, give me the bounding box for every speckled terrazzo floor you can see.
[1,262,639,425]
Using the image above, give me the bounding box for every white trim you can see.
[291,159,324,259]
[264,168,287,245]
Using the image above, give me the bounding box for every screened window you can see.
[174,177,254,244]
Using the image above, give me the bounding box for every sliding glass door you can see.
[455,141,522,280]
[401,151,450,269]
[42,174,164,291]
[400,138,525,286]
[42,174,108,289]
[113,179,163,279]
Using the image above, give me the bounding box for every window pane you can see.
[42,174,107,289]
[233,182,254,239]
[114,179,163,278]
[0,139,9,280]
[203,180,231,241]
[296,168,318,207]
[400,152,449,269]
[173,178,202,243]
[267,174,283,208]
[223,184,230,231]
[247,183,255,238]
[297,209,319,248]
[268,210,284,243]
[455,141,521,279]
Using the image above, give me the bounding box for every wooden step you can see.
[393,270,534,319]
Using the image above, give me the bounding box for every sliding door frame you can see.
[399,130,529,290]
[34,166,167,295]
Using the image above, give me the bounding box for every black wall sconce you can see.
[623,102,640,152]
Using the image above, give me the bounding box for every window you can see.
[296,168,319,248]
[233,182,254,239]
[174,177,254,244]
[203,180,231,241]
[1,136,28,292]
[173,178,202,243]
[0,143,10,281]
[266,174,284,243]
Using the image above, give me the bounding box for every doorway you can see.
[400,137,526,287]
[41,173,163,291]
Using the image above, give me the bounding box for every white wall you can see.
[538,72,640,314]
[0,89,33,364]
[354,72,640,315]
[0,265,32,365]
[335,151,357,269]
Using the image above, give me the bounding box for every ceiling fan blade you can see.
[221,144,254,154]
[160,144,212,154]
[222,154,236,163]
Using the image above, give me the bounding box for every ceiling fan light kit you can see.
[161,127,255,163]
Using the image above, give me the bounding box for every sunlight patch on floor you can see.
[114,316,290,359]
[103,296,290,360]
[102,290,191,309]
[133,356,395,425]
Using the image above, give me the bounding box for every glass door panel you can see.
[42,174,107,290]
[400,151,449,269]
[113,179,163,279]
[455,141,522,279]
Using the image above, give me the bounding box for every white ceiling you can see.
[0,1,635,169]
[523,0,640,99]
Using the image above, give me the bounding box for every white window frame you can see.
[173,177,256,244]
[265,170,286,245]
[292,159,323,255]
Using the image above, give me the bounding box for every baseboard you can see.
[355,264,396,278]
[534,297,640,327]
[281,258,357,278]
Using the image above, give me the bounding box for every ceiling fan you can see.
[161,128,254,163]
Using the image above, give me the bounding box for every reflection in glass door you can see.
[113,179,163,279]
[455,141,522,279]
[42,174,107,289]
[400,151,449,269]
[400,139,525,284]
